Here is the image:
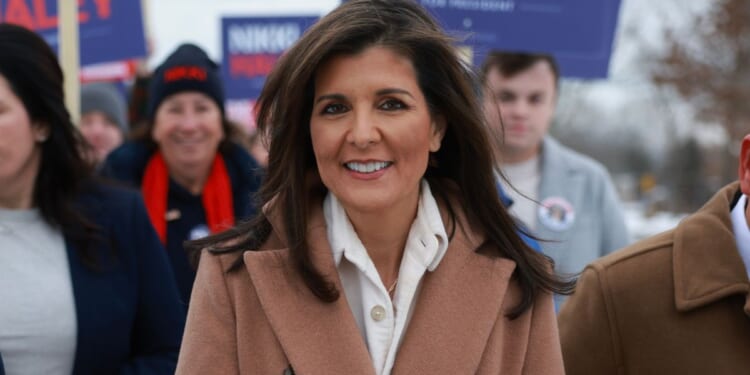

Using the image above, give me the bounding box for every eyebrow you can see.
[314,88,415,104]
[315,93,346,104]
[496,89,546,97]
[376,88,414,98]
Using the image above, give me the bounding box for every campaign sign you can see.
[222,16,318,100]
[419,0,621,78]
[0,0,146,65]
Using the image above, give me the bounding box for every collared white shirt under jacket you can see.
[324,180,448,375]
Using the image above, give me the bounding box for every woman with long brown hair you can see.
[0,24,183,374]
[177,1,571,373]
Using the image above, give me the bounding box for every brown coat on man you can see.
[559,182,750,375]
[176,194,564,374]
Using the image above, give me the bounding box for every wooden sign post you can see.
[58,0,80,125]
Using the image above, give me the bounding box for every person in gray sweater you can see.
[0,23,184,374]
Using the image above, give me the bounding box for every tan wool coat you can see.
[176,192,564,374]
[559,182,750,375]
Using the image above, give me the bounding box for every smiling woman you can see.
[100,43,262,304]
[176,1,572,374]
[310,46,445,219]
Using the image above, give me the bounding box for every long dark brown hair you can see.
[191,0,573,318]
[0,23,101,267]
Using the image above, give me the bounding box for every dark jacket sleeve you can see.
[120,192,186,375]
[99,142,150,187]
[558,265,621,375]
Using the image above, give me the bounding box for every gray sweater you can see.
[0,208,76,375]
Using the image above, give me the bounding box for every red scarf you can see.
[141,151,235,244]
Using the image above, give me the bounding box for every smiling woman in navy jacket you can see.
[101,43,261,304]
[0,24,184,374]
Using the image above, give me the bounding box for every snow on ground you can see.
[622,201,686,242]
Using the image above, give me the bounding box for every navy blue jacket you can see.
[0,183,184,374]
[101,141,261,302]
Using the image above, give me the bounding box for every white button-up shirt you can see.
[324,180,448,375]
[730,194,750,280]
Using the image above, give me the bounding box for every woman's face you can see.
[152,91,223,174]
[79,111,124,163]
[310,46,444,216]
[0,74,46,206]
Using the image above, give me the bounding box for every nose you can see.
[346,109,381,148]
[179,110,201,132]
[82,121,106,140]
[88,121,105,135]
[506,99,529,119]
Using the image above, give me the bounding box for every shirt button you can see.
[370,305,386,321]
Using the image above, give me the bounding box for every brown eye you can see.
[322,103,348,114]
[379,99,406,111]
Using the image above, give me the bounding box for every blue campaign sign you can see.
[221,16,318,100]
[419,0,622,78]
[0,0,146,65]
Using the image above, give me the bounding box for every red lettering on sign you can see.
[4,0,35,29]
[164,66,208,82]
[92,0,111,19]
[34,0,56,28]
[230,54,278,78]
[0,0,111,29]
[77,0,89,22]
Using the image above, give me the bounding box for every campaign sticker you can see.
[538,196,575,232]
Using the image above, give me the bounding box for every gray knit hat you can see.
[80,82,127,133]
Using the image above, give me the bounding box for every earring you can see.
[36,134,48,142]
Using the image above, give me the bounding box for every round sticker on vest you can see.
[189,224,211,240]
[538,196,575,232]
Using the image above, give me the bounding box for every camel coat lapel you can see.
[392,226,517,373]
[177,182,563,374]
[243,202,375,375]
[245,197,518,374]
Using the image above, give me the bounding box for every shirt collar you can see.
[417,180,449,271]
[323,192,351,267]
[323,180,449,271]
[730,194,750,279]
